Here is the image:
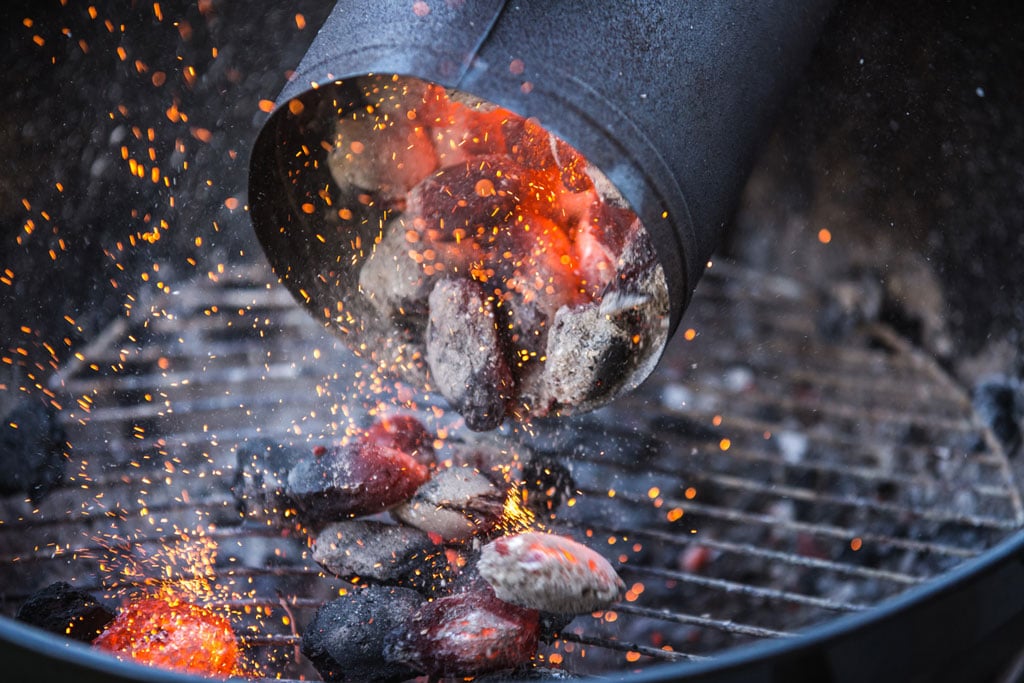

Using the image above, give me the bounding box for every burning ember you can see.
[261,74,670,430]
[228,413,623,680]
[93,594,239,678]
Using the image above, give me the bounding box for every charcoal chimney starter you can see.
[248,0,832,424]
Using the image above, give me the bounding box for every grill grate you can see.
[1,260,1020,680]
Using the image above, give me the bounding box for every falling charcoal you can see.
[383,580,540,677]
[478,532,624,614]
[0,395,66,501]
[16,582,114,642]
[232,439,298,523]
[363,413,436,468]
[357,218,434,327]
[302,585,424,683]
[425,278,514,431]
[541,302,633,408]
[392,465,506,542]
[287,442,430,529]
[312,519,451,590]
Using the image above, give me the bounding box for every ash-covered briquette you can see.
[286,442,429,529]
[426,278,514,431]
[382,580,540,677]
[392,465,506,542]
[232,439,298,523]
[0,395,66,501]
[16,581,115,642]
[478,532,625,614]
[540,302,634,407]
[312,519,451,590]
[302,585,425,683]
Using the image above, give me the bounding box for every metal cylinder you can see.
[248,0,833,421]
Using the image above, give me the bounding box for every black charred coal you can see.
[16,582,114,642]
[232,439,298,522]
[312,520,452,591]
[0,396,66,501]
[250,0,834,339]
[301,585,424,683]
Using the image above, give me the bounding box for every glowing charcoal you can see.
[477,532,625,614]
[383,581,539,677]
[258,75,670,429]
[363,413,436,468]
[93,596,238,677]
[287,441,429,529]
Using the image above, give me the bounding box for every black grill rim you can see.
[3,527,1023,683]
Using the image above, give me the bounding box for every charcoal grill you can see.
[2,256,1023,682]
[4,1,1024,682]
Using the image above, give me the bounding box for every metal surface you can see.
[1,260,1020,680]
[249,0,834,339]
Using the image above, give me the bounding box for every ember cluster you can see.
[275,75,670,430]
[234,414,623,681]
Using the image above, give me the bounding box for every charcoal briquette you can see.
[312,519,451,590]
[392,465,505,542]
[426,278,514,431]
[16,581,114,642]
[382,580,540,677]
[287,442,429,529]
[302,585,424,683]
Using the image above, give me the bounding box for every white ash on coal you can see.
[16,581,115,642]
[312,519,452,591]
[392,464,506,542]
[286,442,429,529]
[232,439,297,524]
[302,585,425,683]
[382,580,540,678]
[426,278,515,431]
[478,532,624,614]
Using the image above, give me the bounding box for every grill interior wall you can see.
[0,261,1020,680]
